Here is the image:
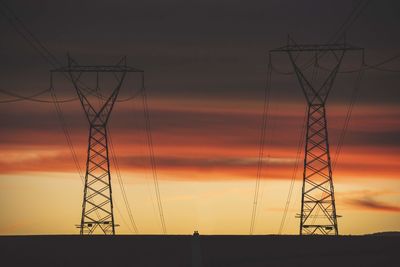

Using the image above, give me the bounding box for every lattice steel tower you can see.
[52,56,143,235]
[271,40,362,235]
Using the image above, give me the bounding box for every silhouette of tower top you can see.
[52,56,143,235]
[271,38,363,235]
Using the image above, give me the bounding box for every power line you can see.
[0,88,49,103]
[108,129,139,233]
[130,94,160,230]
[0,0,108,100]
[50,75,85,181]
[250,54,272,235]
[141,84,167,234]
[317,53,400,73]
[0,0,59,67]
[0,87,48,98]
[0,87,78,103]
[0,84,144,104]
[278,107,307,235]
[332,65,365,171]
[328,0,372,43]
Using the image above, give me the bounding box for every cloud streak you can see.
[0,100,399,181]
[346,198,400,213]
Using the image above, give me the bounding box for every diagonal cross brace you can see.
[68,71,127,126]
[288,51,345,105]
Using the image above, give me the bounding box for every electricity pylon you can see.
[271,40,363,235]
[52,56,143,235]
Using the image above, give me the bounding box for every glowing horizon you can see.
[0,97,399,235]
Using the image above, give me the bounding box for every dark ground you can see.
[0,234,398,267]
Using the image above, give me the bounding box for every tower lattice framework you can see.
[271,42,363,235]
[52,56,143,235]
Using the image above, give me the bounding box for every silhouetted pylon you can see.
[271,39,363,235]
[51,55,143,235]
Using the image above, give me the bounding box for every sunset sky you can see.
[0,0,399,235]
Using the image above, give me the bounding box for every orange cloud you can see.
[0,100,399,182]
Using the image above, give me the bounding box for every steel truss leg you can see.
[80,125,115,235]
[300,103,338,235]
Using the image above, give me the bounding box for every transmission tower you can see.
[51,56,143,235]
[271,40,363,235]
